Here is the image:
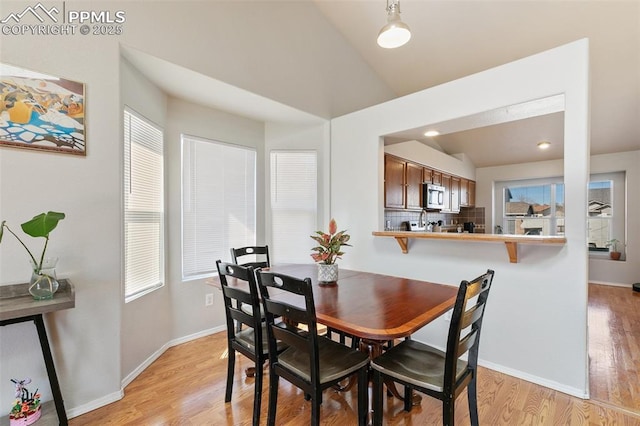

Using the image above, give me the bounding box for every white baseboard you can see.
[589,280,633,288]
[478,358,589,399]
[413,339,588,399]
[66,389,124,419]
[66,325,225,419]
[121,325,225,388]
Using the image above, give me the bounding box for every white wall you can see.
[0,30,123,412]
[120,57,173,388]
[330,40,591,396]
[0,0,390,417]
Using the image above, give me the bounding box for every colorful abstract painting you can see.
[0,63,85,155]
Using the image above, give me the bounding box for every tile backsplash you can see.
[384,207,486,232]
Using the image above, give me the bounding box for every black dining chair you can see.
[230,245,270,269]
[216,260,285,426]
[371,269,495,426]
[256,270,370,426]
[230,246,270,332]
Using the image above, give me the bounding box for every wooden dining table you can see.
[264,264,459,403]
[213,263,459,403]
[261,264,458,342]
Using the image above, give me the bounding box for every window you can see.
[588,181,612,251]
[499,180,564,236]
[182,135,256,280]
[124,108,164,302]
[588,172,625,256]
[270,151,317,263]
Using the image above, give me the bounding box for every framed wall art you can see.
[0,63,85,155]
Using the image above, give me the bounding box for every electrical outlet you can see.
[205,293,214,306]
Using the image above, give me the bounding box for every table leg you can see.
[34,314,69,425]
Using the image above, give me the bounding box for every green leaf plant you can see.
[0,211,66,274]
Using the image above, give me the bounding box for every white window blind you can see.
[270,151,317,263]
[124,108,164,302]
[182,135,257,280]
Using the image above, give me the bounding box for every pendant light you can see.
[377,0,411,49]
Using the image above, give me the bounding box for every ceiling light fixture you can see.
[377,0,411,49]
[424,130,440,137]
[537,141,551,150]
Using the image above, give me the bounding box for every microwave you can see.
[423,183,445,209]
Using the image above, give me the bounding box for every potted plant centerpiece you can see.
[310,218,351,285]
[606,238,623,260]
[0,211,66,299]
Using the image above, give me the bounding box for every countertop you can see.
[372,231,566,263]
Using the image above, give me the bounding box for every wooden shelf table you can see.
[0,279,75,426]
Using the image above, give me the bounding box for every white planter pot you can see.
[317,263,339,284]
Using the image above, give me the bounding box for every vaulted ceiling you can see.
[313,0,639,166]
[126,1,639,168]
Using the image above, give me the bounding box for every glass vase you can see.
[29,257,59,300]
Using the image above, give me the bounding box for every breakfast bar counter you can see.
[372,230,566,263]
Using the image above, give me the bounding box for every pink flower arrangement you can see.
[9,378,41,424]
[310,219,351,265]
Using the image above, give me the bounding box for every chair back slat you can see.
[444,269,494,393]
[459,301,486,330]
[216,261,262,343]
[230,245,270,269]
[455,328,478,359]
[257,271,321,384]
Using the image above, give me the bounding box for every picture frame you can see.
[0,63,86,155]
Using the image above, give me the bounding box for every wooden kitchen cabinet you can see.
[451,176,461,213]
[406,162,424,210]
[469,180,476,206]
[441,174,452,211]
[384,154,406,209]
[432,170,442,185]
[423,167,433,184]
[384,154,424,210]
[460,178,476,207]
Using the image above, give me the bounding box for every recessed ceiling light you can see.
[424,130,440,137]
[537,141,551,150]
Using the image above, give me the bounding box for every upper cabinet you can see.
[384,154,424,210]
[384,154,475,211]
[460,179,476,207]
[384,154,406,209]
[450,176,461,213]
[406,162,424,210]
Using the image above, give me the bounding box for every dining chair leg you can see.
[357,368,368,426]
[225,348,235,402]
[403,385,412,412]
[468,376,479,426]
[267,373,279,426]
[372,370,384,426]
[443,398,455,426]
[252,360,263,426]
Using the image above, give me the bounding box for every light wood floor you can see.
[588,284,640,413]
[70,285,640,425]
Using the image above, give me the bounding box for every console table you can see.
[0,279,75,426]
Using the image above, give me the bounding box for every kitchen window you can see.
[181,135,256,280]
[123,108,165,302]
[497,179,565,236]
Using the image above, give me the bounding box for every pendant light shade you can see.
[377,0,411,49]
